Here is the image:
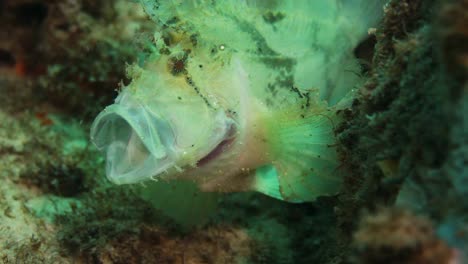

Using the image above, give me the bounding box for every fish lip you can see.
[196,123,237,167]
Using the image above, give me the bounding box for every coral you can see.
[353,208,456,264]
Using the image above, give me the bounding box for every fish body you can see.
[91,0,385,203]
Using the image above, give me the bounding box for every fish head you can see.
[90,55,247,185]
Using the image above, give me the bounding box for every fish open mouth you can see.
[197,123,237,166]
[90,103,175,184]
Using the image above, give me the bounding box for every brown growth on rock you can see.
[353,208,456,264]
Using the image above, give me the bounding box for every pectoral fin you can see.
[252,165,283,201]
[259,102,343,202]
[137,179,219,228]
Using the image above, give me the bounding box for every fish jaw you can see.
[187,99,273,193]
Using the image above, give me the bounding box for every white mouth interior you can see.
[90,105,174,184]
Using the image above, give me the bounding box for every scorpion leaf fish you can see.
[90,0,386,224]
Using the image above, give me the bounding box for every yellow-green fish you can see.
[91,0,385,220]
